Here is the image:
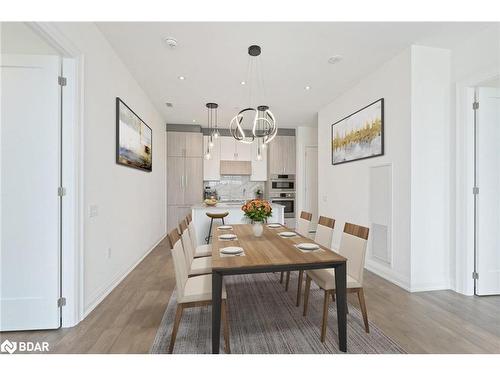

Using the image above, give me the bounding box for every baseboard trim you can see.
[365,259,411,291]
[81,232,167,321]
[409,282,450,293]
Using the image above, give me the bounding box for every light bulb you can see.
[212,129,220,138]
[209,140,214,148]
[205,152,211,160]
[256,153,262,161]
[261,143,267,149]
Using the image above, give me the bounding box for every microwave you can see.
[270,174,295,191]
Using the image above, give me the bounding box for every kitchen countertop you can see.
[192,202,284,209]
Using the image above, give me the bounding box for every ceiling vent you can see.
[165,102,174,108]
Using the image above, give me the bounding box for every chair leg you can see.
[321,289,329,343]
[331,290,335,302]
[205,218,213,244]
[168,305,184,354]
[303,275,311,316]
[222,299,231,353]
[357,288,370,333]
[296,270,304,306]
[285,271,291,291]
[222,217,225,225]
[279,272,284,283]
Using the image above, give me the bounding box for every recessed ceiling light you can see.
[240,81,246,85]
[328,55,343,65]
[178,76,185,80]
[192,119,196,123]
[304,86,311,90]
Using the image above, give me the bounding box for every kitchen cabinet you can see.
[203,136,221,180]
[219,136,251,161]
[167,131,203,229]
[167,131,203,157]
[250,141,268,181]
[268,135,296,175]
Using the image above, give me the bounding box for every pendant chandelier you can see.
[205,102,219,160]
[230,45,277,145]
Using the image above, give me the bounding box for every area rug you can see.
[150,272,406,354]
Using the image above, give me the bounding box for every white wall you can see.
[410,46,451,291]
[318,48,412,290]
[296,126,318,222]
[54,23,167,316]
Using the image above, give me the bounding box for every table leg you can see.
[212,271,223,354]
[334,262,347,352]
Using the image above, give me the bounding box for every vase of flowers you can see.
[241,199,272,237]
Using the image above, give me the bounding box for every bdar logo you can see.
[1,339,17,354]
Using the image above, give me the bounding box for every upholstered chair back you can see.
[314,216,335,248]
[187,218,199,250]
[338,223,369,285]
[179,220,194,268]
[296,211,312,237]
[170,234,188,300]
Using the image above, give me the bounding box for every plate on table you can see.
[278,231,297,238]
[296,242,320,251]
[220,246,244,255]
[267,223,281,228]
[219,233,237,240]
[218,225,233,230]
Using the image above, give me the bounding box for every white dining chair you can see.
[294,216,335,306]
[185,215,212,258]
[303,223,370,342]
[179,220,212,276]
[167,229,230,353]
[281,211,313,291]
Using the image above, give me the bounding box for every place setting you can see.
[278,231,298,238]
[294,242,323,253]
[218,233,238,241]
[219,246,245,257]
[217,225,233,231]
[266,223,282,229]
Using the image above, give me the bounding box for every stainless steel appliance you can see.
[269,192,295,218]
[270,174,295,191]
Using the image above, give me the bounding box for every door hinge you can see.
[472,272,479,280]
[58,187,67,197]
[472,101,479,110]
[58,76,67,86]
[57,297,66,307]
[473,186,479,195]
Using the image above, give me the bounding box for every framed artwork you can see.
[331,98,384,165]
[116,97,152,172]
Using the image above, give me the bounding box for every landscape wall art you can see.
[331,98,384,165]
[116,97,152,172]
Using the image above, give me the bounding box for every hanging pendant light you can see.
[205,102,219,159]
[230,45,277,144]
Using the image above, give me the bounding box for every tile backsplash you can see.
[204,176,265,201]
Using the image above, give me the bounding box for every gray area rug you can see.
[150,272,406,354]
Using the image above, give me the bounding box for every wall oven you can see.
[269,192,295,218]
[270,174,295,191]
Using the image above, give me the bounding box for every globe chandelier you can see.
[229,45,277,146]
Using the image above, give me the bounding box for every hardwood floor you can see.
[1,237,499,354]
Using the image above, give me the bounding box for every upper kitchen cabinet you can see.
[203,135,220,181]
[167,131,203,157]
[219,136,251,161]
[250,141,268,181]
[268,135,296,175]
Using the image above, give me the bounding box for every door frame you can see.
[455,67,499,296]
[29,22,85,326]
[303,145,318,222]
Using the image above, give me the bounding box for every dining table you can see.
[211,223,348,353]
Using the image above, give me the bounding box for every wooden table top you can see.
[211,224,346,272]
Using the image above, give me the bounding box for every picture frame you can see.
[331,98,384,165]
[116,97,153,172]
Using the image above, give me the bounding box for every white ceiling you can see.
[97,22,492,128]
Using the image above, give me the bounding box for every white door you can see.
[475,86,500,295]
[304,146,318,221]
[1,54,61,330]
